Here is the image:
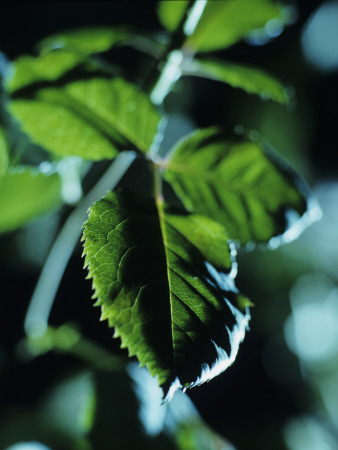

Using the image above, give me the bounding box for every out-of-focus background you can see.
[0,1,337,449]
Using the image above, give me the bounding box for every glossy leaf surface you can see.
[164,128,308,245]
[9,77,160,159]
[83,188,250,398]
[0,127,9,175]
[5,51,87,93]
[0,167,62,233]
[183,58,290,104]
[184,0,288,52]
[37,27,130,56]
[158,1,189,32]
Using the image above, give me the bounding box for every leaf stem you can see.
[153,163,164,205]
[24,151,136,338]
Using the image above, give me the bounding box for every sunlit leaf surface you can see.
[184,0,288,52]
[0,167,62,233]
[9,77,160,159]
[183,58,290,104]
[37,27,130,56]
[0,127,9,175]
[5,51,87,93]
[164,128,308,245]
[83,188,250,399]
[157,1,189,32]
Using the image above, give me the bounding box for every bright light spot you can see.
[301,1,338,72]
[38,162,53,174]
[128,363,209,436]
[57,157,83,205]
[280,182,338,281]
[5,443,51,450]
[268,192,322,250]
[284,273,338,364]
[265,18,284,38]
[128,362,166,435]
[284,416,336,450]
[41,372,95,436]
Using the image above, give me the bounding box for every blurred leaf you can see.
[37,27,130,56]
[5,51,87,93]
[0,167,62,234]
[83,188,250,399]
[9,77,160,159]
[183,58,290,104]
[89,371,175,450]
[158,1,189,32]
[0,126,9,175]
[184,0,288,52]
[129,363,234,450]
[163,128,308,245]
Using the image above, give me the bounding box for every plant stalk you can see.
[24,151,136,338]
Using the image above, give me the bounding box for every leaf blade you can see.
[183,58,290,104]
[5,50,87,93]
[37,27,130,56]
[0,166,62,234]
[184,0,289,52]
[0,126,9,176]
[164,128,308,245]
[157,1,189,32]
[9,77,161,158]
[82,188,250,398]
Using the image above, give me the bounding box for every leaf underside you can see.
[164,128,308,245]
[184,58,290,104]
[83,188,250,399]
[9,77,160,159]
[37,27,130,56]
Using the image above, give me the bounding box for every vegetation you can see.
[0,1,326,449]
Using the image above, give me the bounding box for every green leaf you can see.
[0,126,9,176]
[0,166,62,233]
[163,128,308,245]
[158,1,189,32]
[37,27,130,56]
[183,58,290,104]
[82,188,250,399]
[9,77,160,159]
[5,50,87,93]
[184,0,290,52]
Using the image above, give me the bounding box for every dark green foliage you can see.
[83,188,250,398]
[0,0,312,406]
[164,128,307,244]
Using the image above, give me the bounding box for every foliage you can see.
[0,1,317,449]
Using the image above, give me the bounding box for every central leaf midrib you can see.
[167,160,277,197]
[155,197,177,372]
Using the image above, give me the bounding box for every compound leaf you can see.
[163,128,308,245]
[9,77,160,159]
[158,1,189,32]
[0,167,62,234]
[5,50,87,93]
[82,188,250,399]
[37,27,130,56]
[183,58,290,104]
[184,0,290,52]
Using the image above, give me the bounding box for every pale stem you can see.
[24,151,136,338]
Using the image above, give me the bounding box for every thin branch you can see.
[24,151,136,338]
